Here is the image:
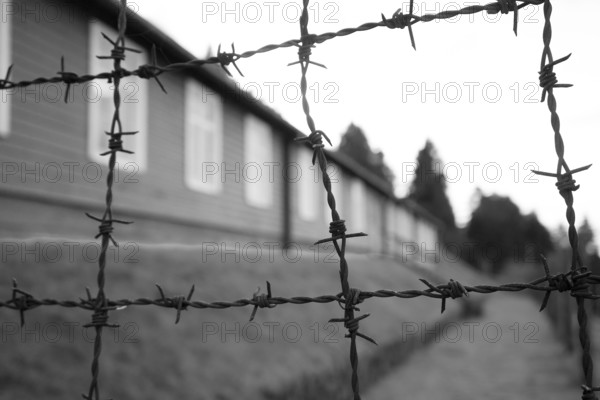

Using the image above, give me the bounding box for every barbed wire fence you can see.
[0,0,597,398]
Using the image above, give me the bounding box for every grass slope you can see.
[0,243,484,400]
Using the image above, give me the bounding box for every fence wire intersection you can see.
[0,0,596,399]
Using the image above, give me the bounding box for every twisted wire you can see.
[0,0,595,399]
[81,2,133,399]
[0,1,544,91]
[5,271,600,312]
[529,1,595,398]
[293,2,366,398]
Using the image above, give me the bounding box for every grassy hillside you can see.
[0,242,485,400]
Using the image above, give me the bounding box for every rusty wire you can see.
[0,0,595,399]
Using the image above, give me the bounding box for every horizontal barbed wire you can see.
[0,0,544,91]
[3,271,600,315]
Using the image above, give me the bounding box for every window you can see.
[297,146,319,220]
[184,78,223,194]
[396,206,414,241]
[87,20,148,170]
[350,177,367,232]
[385,201,395,236]
[417,219,437,250]
[244,114,273,208]
[0,3,11,137]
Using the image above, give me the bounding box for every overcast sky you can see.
[137,0,600,247]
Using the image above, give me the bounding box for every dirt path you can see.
[365,293,581,400]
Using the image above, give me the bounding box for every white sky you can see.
[136,0,600,245]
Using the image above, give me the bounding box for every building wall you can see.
[383,199,396,256]
[0,0,440,256]
[395,206,416,245]
[416,218,439,263]
[360,183,385,253]
[287,149,391,255]
[0,0,286,243]
[417,219,438,252]
[390,203,442,264]
[289,145,329,244]
[393,205,419,262]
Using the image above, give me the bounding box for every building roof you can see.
[396,198,445,229]
[83,0,442,229]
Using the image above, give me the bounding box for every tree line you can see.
[337,123,598,274]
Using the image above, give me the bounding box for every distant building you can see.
[0,0,443,265]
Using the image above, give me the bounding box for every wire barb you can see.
[488,0,519,35]
[531,165,591,198]
[294,130,332,165]
[314,220,367,245]
[539,53,573,102]
[420,279,468,313]
[0,64,13,90]
[538,254,575,311]
[582,385,600,400]
[329,288,377,345]
[84,308,119,329]
[85,213,133,247]
[97,31,141,62]
[57,56,79,103]
[381,0,417,49]
[11,279,34,327]
[99,130,139,156]
[217,43,244,77]
[249,281,275,322]
[288,34,327,69]
[155,284,196,324]
[137,44,167,94]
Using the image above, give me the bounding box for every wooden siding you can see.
[0,0,441,258]
[289,153,387,254]
[0,0,285,243]
[289,145,332,244]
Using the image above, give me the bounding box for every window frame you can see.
[243,113,274,208]
[350,177,367,232]
[296,146,320,221]
[396,205,414,241]
[184,78,224,194]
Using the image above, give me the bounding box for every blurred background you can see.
[1,0,599,399]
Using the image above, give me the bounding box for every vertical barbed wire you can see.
[532,1,595,398]
[81,1,136,398]
[292,2,376,398]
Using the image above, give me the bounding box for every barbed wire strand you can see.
[0,0,545,91]
[0,0,595,399]
[82,1,134,399]
[290,0,360,400]
[5,271,600,311]
[529,1,595,398]
[290,1,377,398]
